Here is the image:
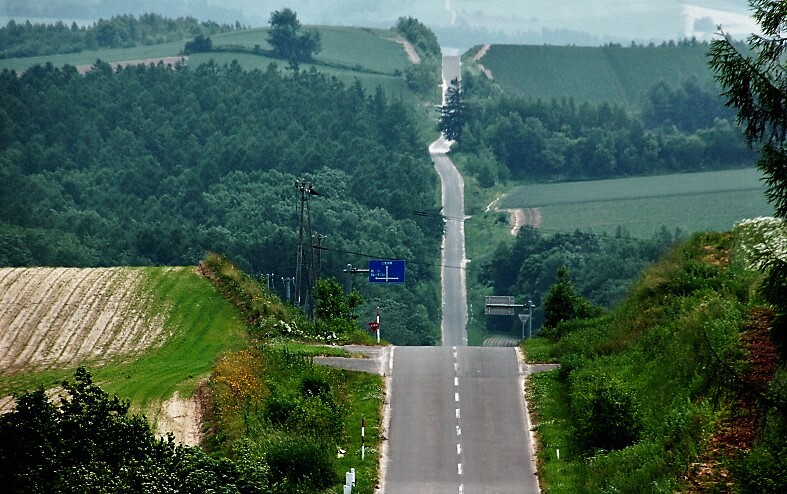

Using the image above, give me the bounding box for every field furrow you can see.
[89,269,152,359]
[16,268,97,369]
[0,268,71,371]
[43,268,117,368]
[0,267,168,375]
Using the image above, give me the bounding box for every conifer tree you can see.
[709,0,787,348]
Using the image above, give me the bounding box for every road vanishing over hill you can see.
[381,56,541,493]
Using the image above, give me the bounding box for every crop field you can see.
[498,168,774,237]
[478,43,715,108]
[0,41,185,73]
[0,25,414,99]
[0,267,247,418]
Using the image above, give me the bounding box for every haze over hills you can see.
[1,0,757,49]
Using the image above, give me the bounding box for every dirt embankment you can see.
[397,38,421,65]
[486,197,542,235]
[473,44,494,80]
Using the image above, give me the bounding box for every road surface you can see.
[431,55,468,347]
[384,346,539,493]
[380,56,542,494]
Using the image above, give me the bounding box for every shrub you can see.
[570,370,642,454]
[264,434,336,493]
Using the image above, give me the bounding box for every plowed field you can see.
[0,267,167,374]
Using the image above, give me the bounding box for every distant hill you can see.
[476,43,717,109]
[0,24,416,99]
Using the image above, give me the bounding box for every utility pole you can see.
[262,273,275,292]
[294,180,319,308]
[282,276,295,303]
[313,234,326,282]
[343,263,370,293]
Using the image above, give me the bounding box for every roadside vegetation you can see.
[526,226,784,492]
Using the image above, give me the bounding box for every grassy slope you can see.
[524,230,775,492]
[0,25,416,101]
[479,43,715,108]
[0,267,248,413]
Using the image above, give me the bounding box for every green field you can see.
[478,43,716,108]
[0,25,414,99]
[498,168,774,237]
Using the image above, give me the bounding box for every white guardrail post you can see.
[344,467,356,493]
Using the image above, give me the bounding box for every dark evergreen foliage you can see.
[708,4,787,488]
[267,9,321,62]
[0,13,237,59]
[438,78,464,141]
[480,226,680,332]
[0,60,441,345]
[458,82,756,183]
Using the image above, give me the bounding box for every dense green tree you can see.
[0,14,237,59]
[267,8,321,62]
[184,34,212,54]
[0,367,263,492]
[438,78,464,141]
[709,0,787,351]
[0,60,440,345]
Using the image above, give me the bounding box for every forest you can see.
[0,59,443,345]
[479,225,682,332]
[0,14,239,59]
[457,74,756,186]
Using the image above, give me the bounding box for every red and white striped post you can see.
[375,307,380,343]
[361,418,366,460]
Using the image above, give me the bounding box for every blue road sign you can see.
[369,260,406,284]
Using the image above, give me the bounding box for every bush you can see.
[264,435,336,493]
[570,370,642,454]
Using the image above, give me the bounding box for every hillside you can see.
[475,43,717,108]
[525,223,786,491]
[0,23,418,99]
[0,266,248,431]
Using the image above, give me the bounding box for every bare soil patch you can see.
[155,383,207,446]
[473,44,494,80]
[396,37,421,65]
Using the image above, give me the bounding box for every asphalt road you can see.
[384,346,539,493]
[380,56,541,493]
[431,55,468,347]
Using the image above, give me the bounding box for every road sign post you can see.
[369,260,405,284]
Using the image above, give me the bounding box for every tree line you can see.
[456,74,756,186]
[479,226,683,333]
[0,13,239,59]
[0,60,442,345]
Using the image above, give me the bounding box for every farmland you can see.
[476,43,716,108]
[497,168,774,237]
[0,24,415,98]
[0,266,247,428]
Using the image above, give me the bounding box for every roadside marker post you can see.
[361,418,366,460]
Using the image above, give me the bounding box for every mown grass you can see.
[0,40,185,72]
[96,267,248,412]
[0,24,418,105]
[481,43,716,108]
